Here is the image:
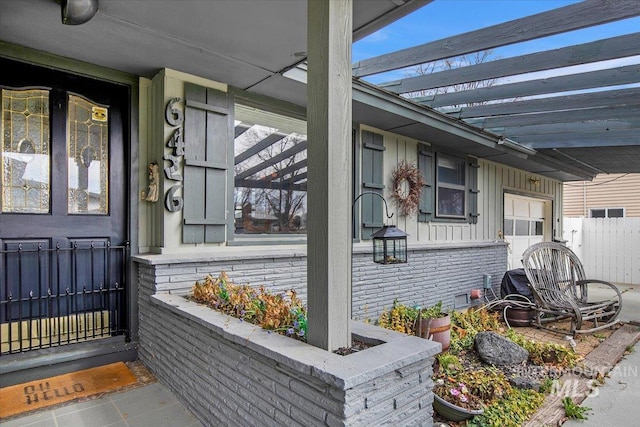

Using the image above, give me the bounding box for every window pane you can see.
[234,105,307,234]
[67,94,109,214]
[608,208,624,218]
[532,220,544,236]
[515,220,529,236]
[590,209,605,218]
[437,187,465,217]
[503,219,514,236]
[1,89,50,213]
[437,154,465,186]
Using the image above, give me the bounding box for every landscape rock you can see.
[474,331,529,366]
[508,376,541,391]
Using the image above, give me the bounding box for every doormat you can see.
[0,362,137,420]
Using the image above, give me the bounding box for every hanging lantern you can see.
[371,225,408,264]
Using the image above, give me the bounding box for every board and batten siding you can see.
[563,173,640,218]
[359,125,564,243]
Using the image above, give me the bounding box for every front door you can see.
[0,58,129,355]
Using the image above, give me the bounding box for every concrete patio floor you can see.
[3,284,638,427]
[0,381,202,427]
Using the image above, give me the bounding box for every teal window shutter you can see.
[468,156,480,224]
[182,83,233,243]
[360,130,385,239]
[418,143,434,222]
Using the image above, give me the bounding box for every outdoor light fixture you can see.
[61,0,99,25]
[353,192,408,265]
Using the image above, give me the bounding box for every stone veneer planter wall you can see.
[135,241,507,320]
[142,293,440,426]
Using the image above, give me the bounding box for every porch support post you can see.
[306,0,353,351]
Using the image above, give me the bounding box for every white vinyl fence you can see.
[563,217,640,285]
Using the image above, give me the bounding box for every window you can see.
[590,208,625,218]
[436,153,466,218]
[233,104,307,235]
[1,89,50,213]
[417,147,477,223]
[67,94,109,214]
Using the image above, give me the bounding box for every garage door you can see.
[504,194,548,269]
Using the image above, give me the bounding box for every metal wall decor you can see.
[163,97,184,211]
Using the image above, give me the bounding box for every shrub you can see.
[449,307,501,353]
[467,388,546,427]
[191,272,307,341]
[504,329,579,367]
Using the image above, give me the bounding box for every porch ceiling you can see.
[0,0,428,96]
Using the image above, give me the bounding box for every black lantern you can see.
[353,191,409,265]
[371,225,408,264]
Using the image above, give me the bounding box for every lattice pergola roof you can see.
[352,0,640,177]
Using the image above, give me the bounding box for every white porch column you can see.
[306,0,353,351]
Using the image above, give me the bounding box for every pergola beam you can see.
[352,0,640,77]
[452,87,640,119]
[235,141,308,180]
[492,119,640,137]
[419,64,640,108]
[234,130,288,165]
[381,32,640,94]
[516,129,640,149]
[235,179,307,191]
[470,106,640,129]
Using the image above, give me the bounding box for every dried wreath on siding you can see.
[391,160,425,216]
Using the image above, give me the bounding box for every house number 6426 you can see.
[163,97,184,211]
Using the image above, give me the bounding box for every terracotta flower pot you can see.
[433,394,484,421]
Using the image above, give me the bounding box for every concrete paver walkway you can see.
[563,283,640,427]
[1,382,202,427]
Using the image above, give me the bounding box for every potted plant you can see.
[415,301,451,351]
[431,355,494,421]
[432,379,484,421]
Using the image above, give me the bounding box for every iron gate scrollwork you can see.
[0,241,129,355]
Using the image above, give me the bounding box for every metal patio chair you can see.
[522,241,622,336]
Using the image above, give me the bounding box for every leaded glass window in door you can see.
[67,94,109,214]
[1,88,50,213]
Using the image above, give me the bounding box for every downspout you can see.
[583,181,587,217]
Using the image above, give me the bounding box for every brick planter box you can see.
[141,293,440,426]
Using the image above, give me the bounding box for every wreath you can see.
[391,160,425,216]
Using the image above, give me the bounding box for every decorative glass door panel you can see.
[67,94,109,214]
[1,89,50,213]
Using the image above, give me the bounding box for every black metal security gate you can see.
[1,242,128,355]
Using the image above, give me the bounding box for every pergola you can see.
[353,0,640,178]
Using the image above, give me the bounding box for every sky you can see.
[352,0,640,87]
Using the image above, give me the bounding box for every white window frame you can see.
[435,153,467,219]
[589,207,625,218]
